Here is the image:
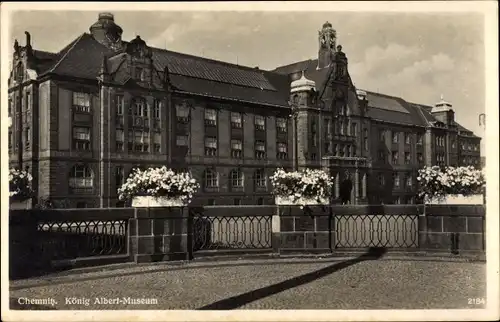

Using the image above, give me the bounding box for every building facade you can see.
[8,13,482,208]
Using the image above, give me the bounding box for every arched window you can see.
[69,164,93,188]
[254,169,267,188]
[230,169,244,188]
[204,169,218,188]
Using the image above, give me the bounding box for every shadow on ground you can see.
[197,247,387,310]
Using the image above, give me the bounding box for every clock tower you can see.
[89,12,123,51]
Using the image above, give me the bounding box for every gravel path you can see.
[9,257,486,310]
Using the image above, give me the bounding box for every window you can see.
[204,169,218,188]
[364,129,369,151]
[254,169,267,188]
[73,127,91,151]
[255,140,266,159]
[116,129,124,152]
[391,151,399,164]
[346,145,351,157]
[25,92,31,111]
[406,175,413,187]
[324,142,331,154]
[325,118,332,135]
[176,135,189,147]
[276,117,287,133]
[404,133,411,145]
[230,169,244,188]
[231,112,242,129]
[394,197,401,205]
[135,67,145,81]
[69,165,93,189]
[404,152,411,164]
[73,92,91,113]
[392,132,399,144]
[378,174,385,186]
[8,131,12,149]
[339,144,345,157]
[234,198,242,206]
[115,166,124,191]
[257,198,264,205]
[393,174,400,187]
[312,135,318,147]
[350,123,357,137]
[436,153,445,165]
[277,142,288,159]
[205,108,217,126]
[205,136,217,156]
[153,132,161,153]
[417,153,423,163]
[133,98,148,117]
[231,139,243,158]
[380,130,386,142]
[153,100,161,119]
[255,115,265,131]
[127,130,149,152]
[24,127,30,148]
[176,104,190,123]
[311,121,317,133]
[8,98,12,115]
[378,151,385,162]
[416,134,423,145]
[333,144,338,156]
[116,95,124,115]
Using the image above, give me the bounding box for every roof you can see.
[29,32,482,135]
[36,33,290,107]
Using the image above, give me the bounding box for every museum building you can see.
[7,13,482,208]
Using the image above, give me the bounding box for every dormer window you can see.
[135,67,146,81]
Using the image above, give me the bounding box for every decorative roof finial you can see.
[440,94,444,101]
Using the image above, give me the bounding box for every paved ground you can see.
[9,257,486,310]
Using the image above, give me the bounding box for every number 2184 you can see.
[468,298,486,305]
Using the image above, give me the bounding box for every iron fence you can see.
[36,220,128,260]
[334,214,419,249]
[190,207,273,251]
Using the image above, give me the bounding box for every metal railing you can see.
[36,220,128,260]
[190,206,273,251]
[334,214,419,248]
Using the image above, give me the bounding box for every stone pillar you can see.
[277,206,332,254]
[129,207,191,263]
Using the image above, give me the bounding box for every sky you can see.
[6,9,486,151]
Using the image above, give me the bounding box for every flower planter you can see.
[10,198,32,210]
[275,196,329,206]
[132,196,187,208]
[426,194,484,205]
